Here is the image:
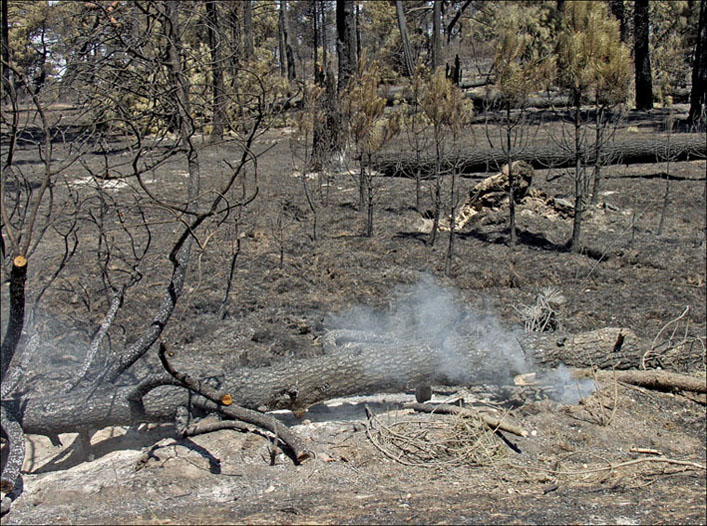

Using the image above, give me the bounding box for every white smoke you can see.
[327,275,595,403]
[327,274,532,386]
[538,364,596,404]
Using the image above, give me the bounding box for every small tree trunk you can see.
[634,0,653,111]
[429,133,442,247]
[0,256,27,379]
[278,1,296,81]
[570,96,584,252]
[320,0,328,70]
[506,103,516,246]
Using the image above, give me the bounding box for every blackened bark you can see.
[283,1,296,80]
[1,0,10,95]
[0,257,26,380]
[278,1,287,76]
[432,0,442,71]
[395,0,415,78]
[205,0,225,141]
[243,0,253,61]
[0,404,24,494]
[688,0,707,125]
[634,0,653,111]
[336,0,357,93]
[609,0,627,43]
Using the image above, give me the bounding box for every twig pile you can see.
[365,407,507,468]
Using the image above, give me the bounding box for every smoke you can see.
[538,364,596,405]
[327,274,595,403]
[327,274,532,387]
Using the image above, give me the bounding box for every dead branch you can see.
[158,343,312,463]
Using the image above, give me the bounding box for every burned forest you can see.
[1,1,706,524]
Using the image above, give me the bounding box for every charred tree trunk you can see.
[634,0,654,111]
[0,256,27,379]
[1,0,10,97]
[688,0,707,126]
[336,0,357,93]
[243,0,253,62]
[205,0,225,141]
[278,0,296,80]
[431,0,442,71]
[609,0,627,43]
[372,135,706,177]
[395,0,415,78]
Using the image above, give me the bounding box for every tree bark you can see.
[431,0,442,71]
[395,0,415,78]
[634,0,654,110]
[278,0,295,80]
[688,0,707,125]
[0,256,27,379]
[609,0,627,43]
[243,0,253,62]
[336,0,357,93]
[373,135,706,177]
[1,0,9,96]
[205,0,225,141]
[8,327,704,439]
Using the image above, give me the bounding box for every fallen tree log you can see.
[8,327,704,440]
[373,135,707,178]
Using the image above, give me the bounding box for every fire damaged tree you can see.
[634,0,654,110]
[555,1,630,252]
[336,0,357,94]
[205,0,226,141]
[486,3,554,245]
[0,0,269,509]
[688,0,707,127]
[422,68,466,247]
[345,59,400,236]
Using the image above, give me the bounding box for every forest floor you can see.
[2,104,706,524]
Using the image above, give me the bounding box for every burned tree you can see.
[0,0,268,509]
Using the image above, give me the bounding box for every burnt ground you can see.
[1,105,706,524]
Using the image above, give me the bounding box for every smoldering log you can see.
[9,327,705,438]
[373,135,707,178]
